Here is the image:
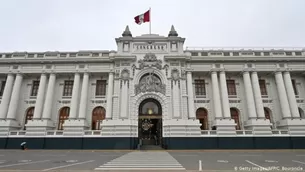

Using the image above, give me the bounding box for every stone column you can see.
[105,72,114,119]
[283,71,299,118]
[219,71,230,118]
[78,73,89,119]
[172,80,181,118]
[69,73,81,119]
[6,73,23,119]
[33,74,47,119]
[251,72,265,118]
[42,73,56,119]
[186,71,196,118]
[274,71,291,118]
[120,80,129,118]
[211,71,222,118]
[243,71,257,119]
[0,74,15,119]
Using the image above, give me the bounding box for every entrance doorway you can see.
[138,98,162,146]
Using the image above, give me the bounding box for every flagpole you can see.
[149,7,151,35]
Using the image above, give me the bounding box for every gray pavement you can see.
[0,150,304,171]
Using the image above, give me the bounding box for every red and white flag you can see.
[134,10,150,25]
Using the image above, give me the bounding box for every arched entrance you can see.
[138,98,162,146]
[58,107,70,130]
[264,107,273,129]
[196,108,208,130]
[230,107,241,130]
[92,106,106,130]
[24,107,34,130]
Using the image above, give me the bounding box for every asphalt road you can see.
[0,149,304,171]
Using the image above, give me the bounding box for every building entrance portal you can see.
[138,98,162,146]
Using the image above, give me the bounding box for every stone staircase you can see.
[140,145,164,150]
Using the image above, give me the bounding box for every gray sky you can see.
[0,0,304,52]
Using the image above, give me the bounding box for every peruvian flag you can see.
[134,10,150,25]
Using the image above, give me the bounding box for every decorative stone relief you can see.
[138,53,162,70]
[171,68,180,88]
[171,69,180,81]
[163,64,169,77]
[131,64,136,76]
[134,72,166,95]
[120,69,130,87]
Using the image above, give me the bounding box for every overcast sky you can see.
[0,0,304,52]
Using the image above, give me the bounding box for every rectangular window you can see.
[259,79,268,95]
[226,80,236,95]
[63,80,74,96]
[194,80,206,96]
[95,80,107,96]
[0,81,6,96]
[31,81,40,97]
[292,79,298,95]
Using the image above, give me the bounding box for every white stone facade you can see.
[0,26,305,137]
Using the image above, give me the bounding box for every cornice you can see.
[189,56,305,62]
[0,57,113,64]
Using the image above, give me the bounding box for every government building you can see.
[0,26,305,149]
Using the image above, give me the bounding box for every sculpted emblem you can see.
[121,69,130,80]
[135,71,166,95]
[171,69,180,81]
[138,53,162,70]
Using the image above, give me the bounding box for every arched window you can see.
[264,107,273,129]
[24,107,34,130]
[92,106,106,130]
[196,108,208,130]
[299,107,305,119]
[230,108,241,130]
[58,107,70,130]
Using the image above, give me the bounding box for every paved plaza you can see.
[0,149,304,171]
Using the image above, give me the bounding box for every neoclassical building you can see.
[0,26,305,149]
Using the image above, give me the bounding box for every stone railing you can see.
[0,129,303,137]
[200,130,293,136]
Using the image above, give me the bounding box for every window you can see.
[196,108,208,130]
[295,52,302,56]
[226,80,236,95]
[96,80,107,96]
[285,52,292,56]
[58,107,70,130]
[63,80,73,96]
[191,52,198,56]
[292,79,298,95]
[0,81,5,96]
[263,52,270,56]
[201,52,208,56]
[31,81,40,97]
[24,107,34,130]
[194,80,206,96]
[259,80,268,95]
[233,52,239,56]
[224,52,230,56]
[92,106,106,130]
[255,52,261,56]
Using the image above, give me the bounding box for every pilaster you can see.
[211,70,222,119]
[283,71,299,118]
[274,71,291,118]
[106,71,114,119]
[1,73,23,130]
[0,73,14,119]
[186,71,195,119]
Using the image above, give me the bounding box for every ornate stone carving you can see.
[121,69,130,80]
[138,53,162,70]
[134,72,166,95]
[171,69,180,81]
